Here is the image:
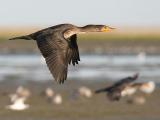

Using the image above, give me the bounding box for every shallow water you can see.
[0,54,160,82]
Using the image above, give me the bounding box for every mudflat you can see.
[0,79,159,120]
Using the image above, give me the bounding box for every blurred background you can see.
[0,0,160,120]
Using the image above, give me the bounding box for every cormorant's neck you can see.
[78,26,98,32]
[78,26,90,32]
[64,26,95,39]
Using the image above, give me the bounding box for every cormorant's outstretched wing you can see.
[36,37,69,84]
[112,73,139,88]
[67,34,80,66]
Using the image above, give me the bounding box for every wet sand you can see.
[0,79,159,120]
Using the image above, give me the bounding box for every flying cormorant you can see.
[9,24,114,84]
[95,73,139,101]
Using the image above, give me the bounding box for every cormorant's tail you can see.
[9,35,32,40]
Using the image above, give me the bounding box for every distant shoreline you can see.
[1,38,160,54]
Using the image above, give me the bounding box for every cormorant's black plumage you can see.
[9,24,113,84]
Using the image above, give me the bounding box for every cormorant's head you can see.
[81,25,115,32]
[101,25,115,32]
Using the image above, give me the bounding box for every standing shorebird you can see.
[78,86,93,98]
[95,73,139,101]
[9,24,114,84]
[52,94,63,105]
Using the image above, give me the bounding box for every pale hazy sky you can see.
[0,0,160,26]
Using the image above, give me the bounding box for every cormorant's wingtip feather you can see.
[56,78,66,84]
[58,81,63,84]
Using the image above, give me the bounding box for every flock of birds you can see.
[5,74,156,111]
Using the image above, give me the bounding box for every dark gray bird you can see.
[95,73,139,101]
[9,24,114,84]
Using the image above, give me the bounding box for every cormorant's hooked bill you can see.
[101,26,115,32]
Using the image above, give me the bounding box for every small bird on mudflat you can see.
[9,24,114,84]
[6,97,29,111]
[131,81,155,94]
